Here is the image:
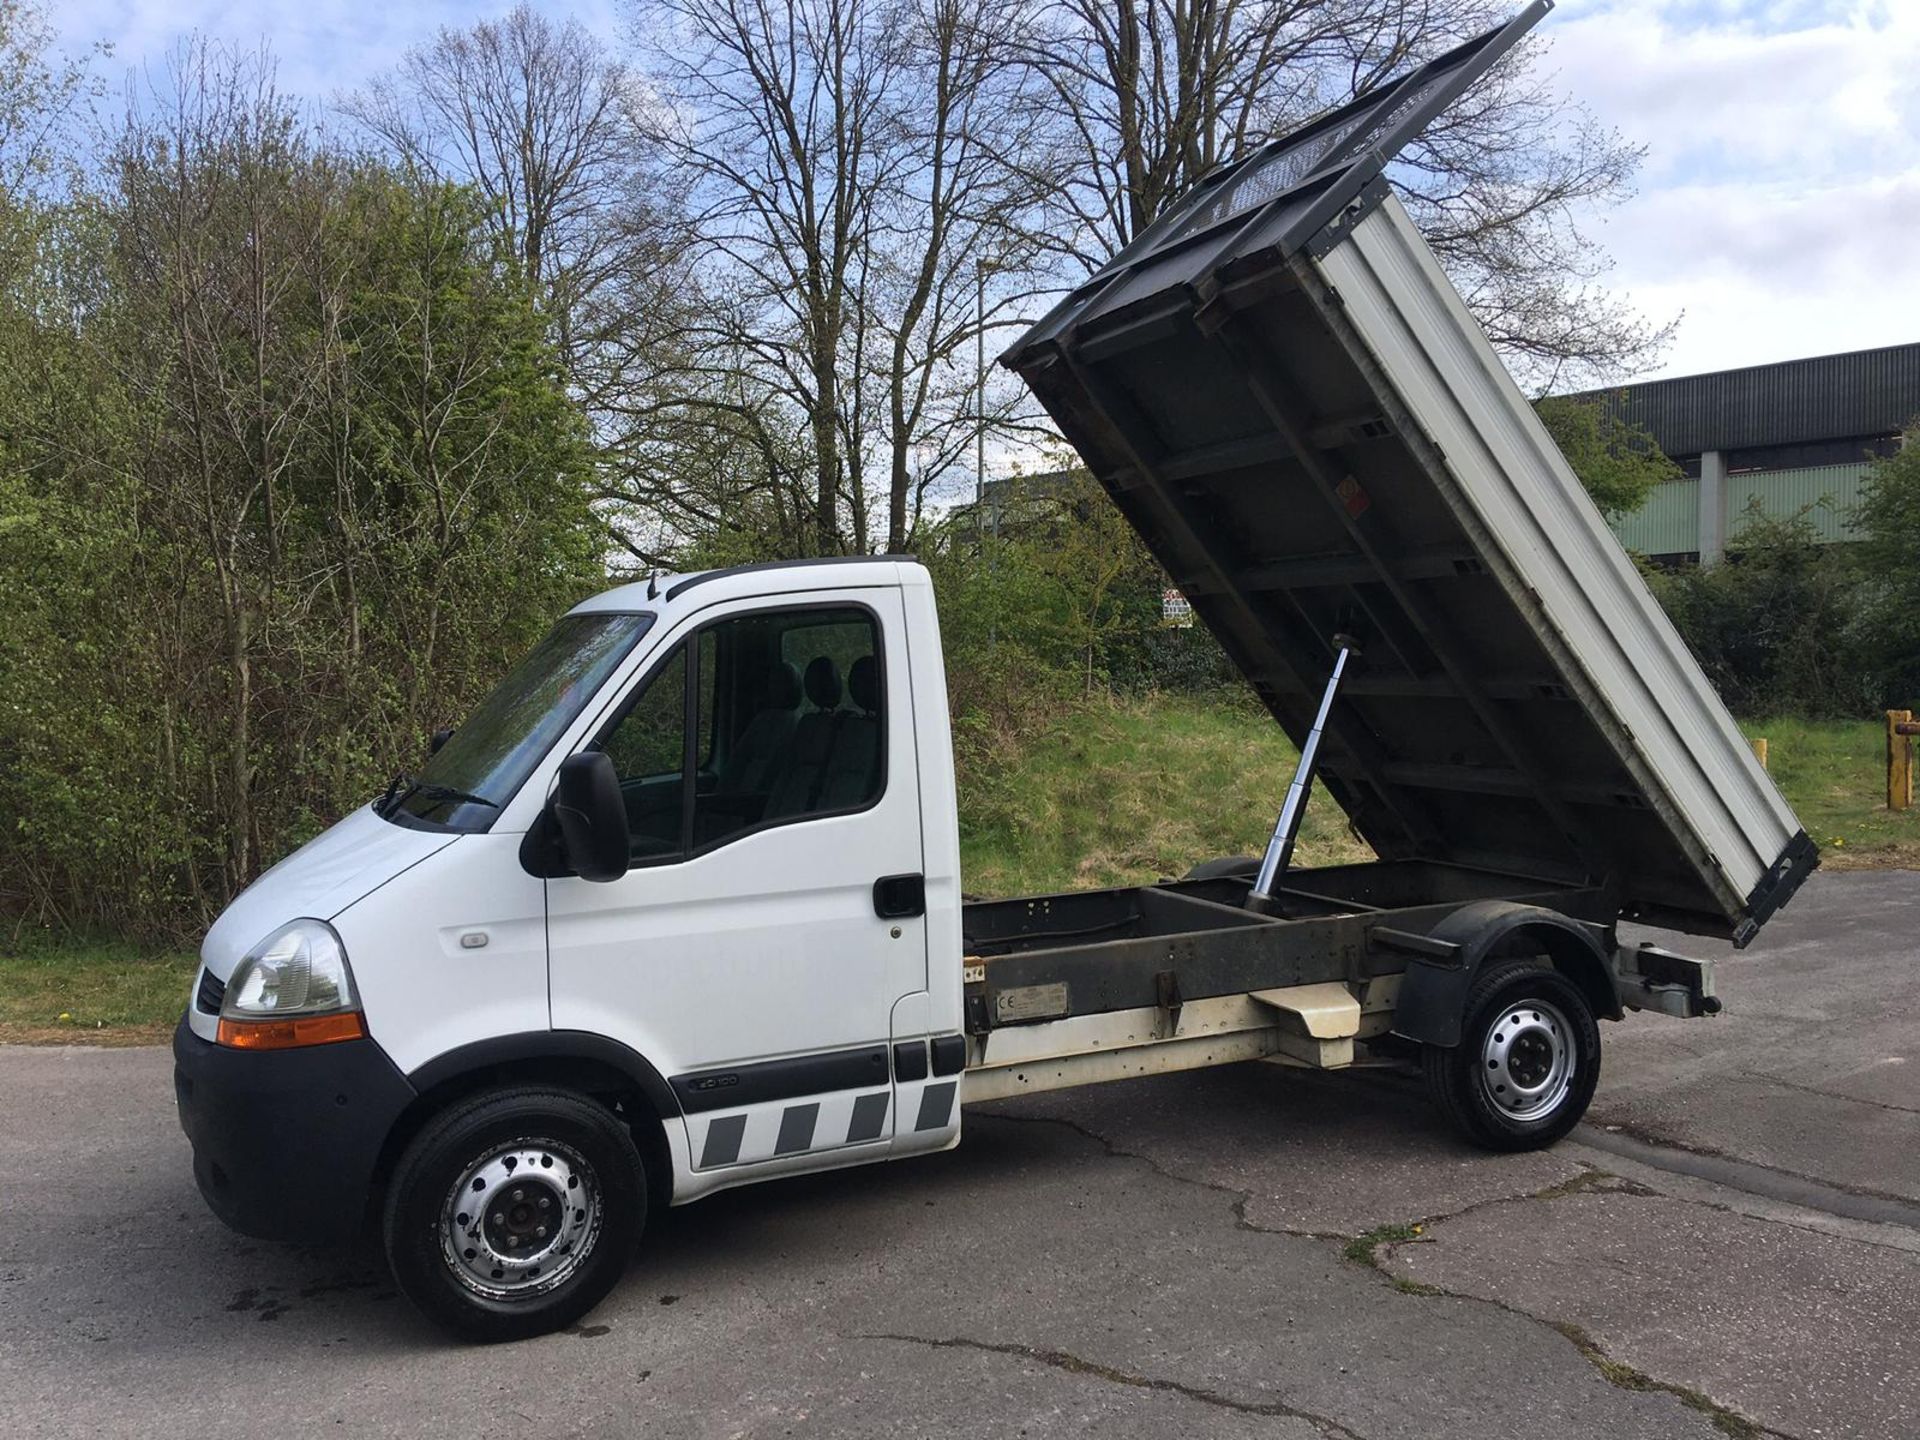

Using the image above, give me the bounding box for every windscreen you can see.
[389,611,654,830]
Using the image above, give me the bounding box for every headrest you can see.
[803,655,842,710]
[765,660,803,710]
[847,654,878,713]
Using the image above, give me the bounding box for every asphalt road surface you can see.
[3,869,1915,1440]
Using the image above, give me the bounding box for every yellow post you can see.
[1890,710,1915,812]
[1749,736,1768,771]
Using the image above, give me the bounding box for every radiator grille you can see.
[195,968,227,1015]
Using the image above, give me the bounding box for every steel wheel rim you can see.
[438,1136,603,1301]
[1478,997,1575,1122]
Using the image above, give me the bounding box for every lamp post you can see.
[975,257,1001,646]
[975,263,988,543]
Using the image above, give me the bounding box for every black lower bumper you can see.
[173,1016,416,1244]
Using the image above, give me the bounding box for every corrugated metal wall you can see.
[1727,463,1871,543]
[1611,477,1700,555]
[1607,462,1872,554]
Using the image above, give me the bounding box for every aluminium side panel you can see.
[1309,193,1806,927]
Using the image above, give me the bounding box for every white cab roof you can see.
[570,556,925,617]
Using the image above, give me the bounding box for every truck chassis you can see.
[961,861,1710,1104]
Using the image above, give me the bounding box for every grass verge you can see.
[1739,715,1920,868]
[0,932,195,1043]
[959,691,1372,898]
[958,696,1916,899]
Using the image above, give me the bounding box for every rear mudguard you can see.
[1389,901,1621,1048]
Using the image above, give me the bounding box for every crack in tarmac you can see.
[1334,1066,1920,1218]
[974,1108,1351,1240]
[971,1108,1788,1440]
[857,1331,1370,1440]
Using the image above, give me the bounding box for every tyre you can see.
[382,1086,648,1342]
[1422,958,1600,1152]
[1183,856,1259,882]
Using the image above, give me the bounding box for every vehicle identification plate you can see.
[994,982,1070,1025]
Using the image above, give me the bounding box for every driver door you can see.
[545,588,935,1181]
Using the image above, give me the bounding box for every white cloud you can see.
[1541,0,1920,377]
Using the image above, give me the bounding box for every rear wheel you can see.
[1422,959,1600,1151]
[383,1086,647,1342]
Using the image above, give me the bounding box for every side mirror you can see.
[429,726,454,755]
[552,752,630,883]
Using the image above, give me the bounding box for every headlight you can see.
[217,920,366,1050]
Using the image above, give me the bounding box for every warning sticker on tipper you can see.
[1334,475,1371,517]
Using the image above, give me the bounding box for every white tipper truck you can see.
[174,2,1815,1341]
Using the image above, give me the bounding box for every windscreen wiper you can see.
[379,774,500,818]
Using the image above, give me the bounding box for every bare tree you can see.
[1012,0,1667,386]
[350,6,648,358]
[872,0,1055,550]
[626,0,1052,556]
[628,0,898,554]
[352,5,762,579]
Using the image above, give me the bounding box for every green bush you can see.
[0,163,601,940]
[1644,507,1878,717]
[1852,439,1920,706]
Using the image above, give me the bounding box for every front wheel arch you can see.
[372,1036,679,1229]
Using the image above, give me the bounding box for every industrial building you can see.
[1585,342,1919,564]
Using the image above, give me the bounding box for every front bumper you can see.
[173,1016,416,1243]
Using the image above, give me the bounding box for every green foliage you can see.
[1535,393,1680,521]
[0,65,602,939]
[1851,437,1920,705]
[1644,507,1876,718]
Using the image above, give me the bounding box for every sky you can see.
[47,0,1920,385]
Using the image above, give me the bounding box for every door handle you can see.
[873,873,925,919]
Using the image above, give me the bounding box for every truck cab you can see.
[175,559,969,1340]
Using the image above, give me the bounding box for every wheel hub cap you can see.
[1479,998,1575,1122]
[440,1138,602,1300]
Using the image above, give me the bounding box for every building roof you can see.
[1573,342,1920,458]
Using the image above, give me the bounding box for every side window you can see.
[693,605,885,850]
[590,605,887,865]
[597,644,688,860]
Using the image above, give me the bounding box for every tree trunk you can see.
[226,603,254,891]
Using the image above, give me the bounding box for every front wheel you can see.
[382,1086,648,1342]
[1422,959,1600,1151]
